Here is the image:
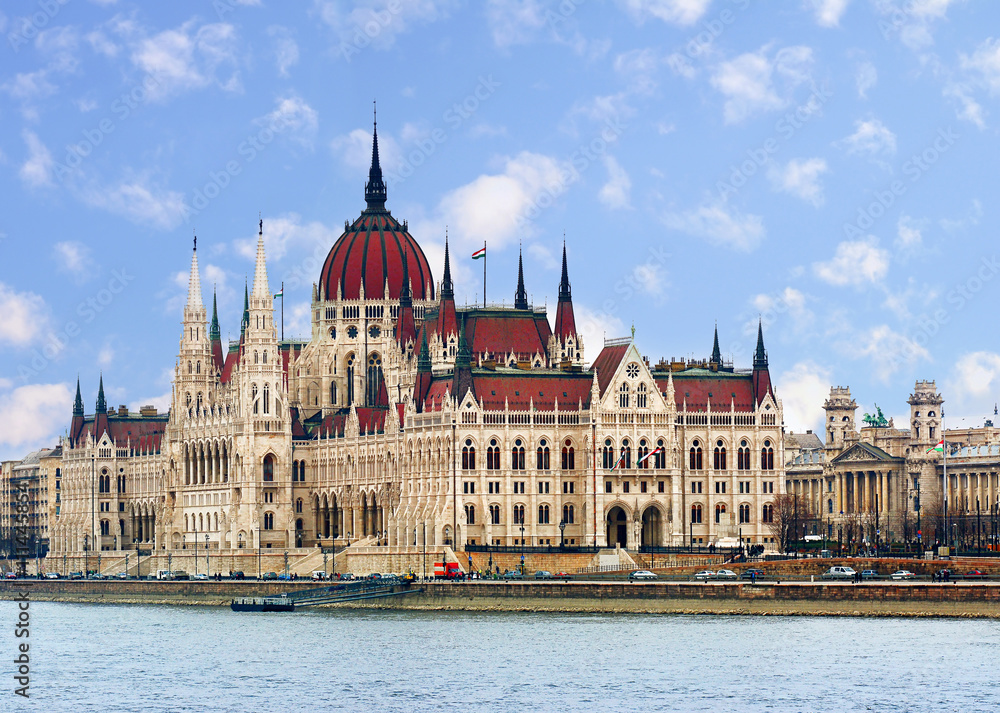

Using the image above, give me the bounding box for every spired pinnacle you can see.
[441,233,454,300]
[365,102,387,210]
[514,245,528,310]
[558,241,571,300]
[74,376,84,416]
[210,290,221,341]
[96,374,107,414]
[754,318,768,369]
[710,323,721,366]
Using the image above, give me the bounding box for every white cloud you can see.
[19,130,54,187]
[267,25,299,76]
[944,81,986,129]
[526,243,558,270]
[0,283,49,347]
[962,39,1000,91]
[895,214,924,251]
[710,45,814,123]
[0,382,72,460]
[752,287,813,333]
[767,157,828,206]
[939,199,982,233]
[948,351,1000,404]
[256,94,318,147]
[851,324,930,382]
[598,155,632,210]
[316,0,457,52]
[330,127,404,179]
[98,340,115,367]
[615,0,712,26]
[808,0,850,27]
[663,200,765,251]
[129,368,174,415]
[79,176,187,230]
[86,29,120,57]
[855,60,877,98]
[631,263,667,299]
[813,238,890,287]
[776,361,833,434]
[839,118,896,155]
[233,213,340,265]
[485,0,547,47]
[130,21,241,101]
[877,0,961,51]
[54,241,95,280]
[576,304,627,366]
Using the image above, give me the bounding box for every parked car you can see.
[693,570,715,581]
[44,572,60,579]
[231,571,245,580]
[193,573,209,580]
[339,573,355,581]
[740,568,766,580]
[116,572,129,580]
[821,566,857,580]
[171,571,190,581]
[4,571,18,579]
[554,572,572,581]
[964,569,989,580]
[890,570,916,580]
[502,570,524,580]
[261,572,278,580]
[629,570,657,581]
[534,570,553,580]
[714,569,738,581]
[311,571,328,581]
[860,569,880,581]
[68,571,84,580]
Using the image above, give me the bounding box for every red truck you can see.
[434,562,466,580]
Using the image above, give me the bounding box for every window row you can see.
[469,503,577,526]
[688,439,774,471]
[601,438,667,470]
[463,438,576,471]
[690,503,770,524]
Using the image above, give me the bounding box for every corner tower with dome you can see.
[48,121,786,575]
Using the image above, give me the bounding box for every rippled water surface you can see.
[3,601,999,712]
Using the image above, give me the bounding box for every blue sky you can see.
[2,0,1000,460]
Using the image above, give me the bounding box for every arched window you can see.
[738,440,750,470]
[254,351,259,364]
[366,353,383,407]
[689,441,703,470]
[655,439,666,469]
[196,361,201,374]
[465,504,476,525]
[513,504,525,524]
[562,504,574,524]
[762,504,774,523]
[739,503,751,524]
[620,440,632,469]
[252,384,258,415]
[691,504,702,524]
[636,382,647,408]
[330,382,337,405]
[263,512,274,530]
[262,350,267,364]
[602,439,614,469]
[263,384,270,414]
[490,504,501,525]
[715,503,727,524]
[538,504,550,524]
[346,354,356,405]
[296,498,303,514]
[462,440,476,470]
[536,440,550,470]
[262,454,275,482]
[100,520,110,536]
[761,440,774,470]
[188,361,192,374]
[511,439,525,470]
[196,392,203,413]
[828,498,834,514]
[714,440,727,470]
[487,439,500,470]
[619,382,630,408]
[561,442,575,470]
[637,440,649,470]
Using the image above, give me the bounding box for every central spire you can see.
[251,217,270,300]
[558,241,571,300]
[365,101,387,210]
[710,323,721,366]
[753,318,768,369]
[514,245,528,310]
[441,232,454,300]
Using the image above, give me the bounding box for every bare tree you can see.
[768,494,812,553]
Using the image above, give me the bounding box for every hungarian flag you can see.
[472,247,486,260]
[638,446,664,465]
[611,453,625,471]
[273,288,283,299]
[926,439,944,454]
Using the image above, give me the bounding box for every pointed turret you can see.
[210,290,225,373]
[441,234,454,300]
[452,314,475,402]
[514,246,528,310]
[251,218,270,300]
[710,324,722,368]
[73,377,84,416]
[436,235,457,340]
[96,374,106,414]
[188,236,203,310]
[240,281,249,339]
[364,104,387,211]
[553,242,578,341]
[70,376,86,445]
[93,374,110,440]
[396,247,417,348]
[752,319,773,404]
[414,330,433,412]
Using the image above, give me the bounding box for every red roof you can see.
[654,372,757,412]
[421,371,593,411]
[72,414,168,451]
[319,212,434,302]
[554,297,576,340]
[464,310,552,361]
[591,343,629,396]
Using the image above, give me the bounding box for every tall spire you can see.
[365,101,387,210]
[241,280,249,336]
[558,241,571,300]
[753,318,767,369]
[456,314,472,367]
[210,290,221,342]
[399,245,412,306]
[73,377,84,416]
[251,217,270,299]
[441,232,454,300]
[710,323,721,366]
[514,245,528,310]
[96,374,107,414]
[187,234,203,309]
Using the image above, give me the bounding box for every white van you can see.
[156,569,172,580]
[821,566,856,581]
[311,571,328,581]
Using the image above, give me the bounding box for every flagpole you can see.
[943,411,948,551]
[483,240,487,308]
[280,280,284,342]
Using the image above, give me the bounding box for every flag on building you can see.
[638,446,664,465]
[273,288,283,299]
[926,439,944,454]
[611,453,625,470]
[472,247,486,260]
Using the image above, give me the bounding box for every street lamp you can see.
[283,550,289,579]
[559,519,566,549]
[520,523,525,575]
[205,533,210,577]
[257,527,262,580]
[83,534,89,577]
[421,524,426,582]
[194,526,199,576]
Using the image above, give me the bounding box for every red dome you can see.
[319,211,435,302]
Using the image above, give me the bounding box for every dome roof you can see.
[318,116,435,302]
[319,212,434,301]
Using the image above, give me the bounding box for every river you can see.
[3,602,998,711]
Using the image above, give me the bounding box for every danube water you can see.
[4,602,1000,712]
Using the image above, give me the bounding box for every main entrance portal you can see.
[606,507,627,548]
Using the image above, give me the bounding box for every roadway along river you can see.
[3,602,999,711]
